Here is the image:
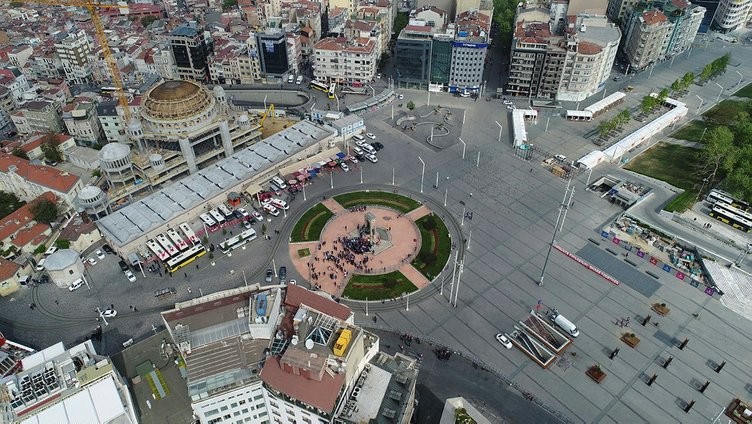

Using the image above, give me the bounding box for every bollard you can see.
[647,373,657,386]
[715,361,726,373]
[609,348,620,360]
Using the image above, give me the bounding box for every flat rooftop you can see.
[96,121,334,247]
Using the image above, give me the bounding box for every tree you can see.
[406,101,415,110]
[597,121,612,138]
[55,239,71,249]
[40,139,63,163]
[700,64,713,81]
[11,147,29,160]
[658,88,670,103]
[140,15,158,27]
[671,80,681,93]
[9,1,23,5]
[681,72,695,89]
[34,244,47,255]
[91,169,101,178]
[617,110,631,126]
[31,199,58,224]
[393,12,408,40]
[640,96,658,115]
[0,192,25,219]
[221,0,237,11]
[699,126,736,189]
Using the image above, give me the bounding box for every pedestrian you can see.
[130,305,133,310]
[188,286,192,293]
[54,300,59,305]
[530,168,533,172]
[184,272,187,278]
[134,307,138,312]
[196,264,199,269]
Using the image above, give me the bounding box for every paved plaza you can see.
[2,36,752,423]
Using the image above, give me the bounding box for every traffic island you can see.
[621,333,641,348]
[586,364,607,384]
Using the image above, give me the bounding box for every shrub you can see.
[419,251,436,265]
[421,216,436,230]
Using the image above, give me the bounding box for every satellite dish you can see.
[305,339,314,350]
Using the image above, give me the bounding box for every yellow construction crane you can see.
[31,0,132,122]
[258,104,275,129]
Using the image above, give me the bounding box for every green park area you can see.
[343,270,417,300]
[290,203,334,242]
[624,142,703,212]
[733,82,752,99]
[334,192,421,213]
[411,214,451,280]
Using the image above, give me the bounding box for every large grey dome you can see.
[98,143,131,162]
[44,249,79,271]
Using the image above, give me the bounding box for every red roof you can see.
[642,10,667,25]
[11,223,49,248]
[260,356,345,413]
[284,285,351,320]
[20,133,73,154]
[0,154,80,194]
[0,192,57,242]
[0,257,20,281]
[405,25,431,32]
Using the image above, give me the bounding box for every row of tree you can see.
[699,54,730,81]
[670,72,696,94]
[597,109,631,138]
[640,89,670,115]
[699,102,752,203]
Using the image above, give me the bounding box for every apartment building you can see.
[395,25,435,87]
[170,25,211,81]
[96,99,126,144]
[313,37,378,84]
[10,100,64,135]
[62,101,104,145]
[449,10,492,93]
[507,11,621,101]
[0,154,82,207]
[712,0,751,31]
[622,0,705,69]
[0,68,30,105]
[0,87,14,131]
[256,30,290,77]
[54,30,93,85]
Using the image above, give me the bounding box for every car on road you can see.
[269,198,289,210]
[252,211,264,222]
[349,156,359,164]
[263,203,280,216]
[365,153,378,163]
[502,100,513,105]
[289,279,297,285]
[35,258,46,271]
[506,105,515,110]
[243,220,253,229]
[237,208,250,219]
[355,139,368,148]
[95,250,105,259]
[102,244,114,254]
[233,209,244,220]
[45,246,58,256]
[154,287,177,298]
[68,279,84,291]
[376,73,382,79]
[279,266,287,284]
[353,146,364,155]
[355,153,366,162]
[495,333,512,349]
[118,260,129,272]
[613,76,622,81]
[398,94,404,99]
[125,270,136,282]
[265,268,273,283]
[87,257,97,266]
[365,133,376,140]
[554,154,567,162]
[340,162,350,172]
[296,75,304,85]
[103,309,117,318]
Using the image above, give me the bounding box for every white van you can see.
[287,74,295,83]
[353,134,365,142]
[362,144,376,155]
[296,75,304,85]
[270,176,287,190]
[551,312,579,337]
[35,258,46,271]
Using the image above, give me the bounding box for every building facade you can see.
[170,26,211,81]
[313,37,378,84]
[54,30,93,85]
[0,154,83,206]
[10,100,64,135]
[395,25,434,87]
[449,10,492,93]
[712,0,750,31]
[63,101,104,145]
[256,30,290,77]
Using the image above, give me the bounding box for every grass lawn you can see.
[624,142,703,212]
[671,121,717,143]
[733,82,752,99]
[334,191,421,213]
[297,248,310,258]
[343,271,417,300]
[411,214,451,280]
[703,100,749,125]
[290,203,333,242]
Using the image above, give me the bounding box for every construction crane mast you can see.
[33,0,131,122]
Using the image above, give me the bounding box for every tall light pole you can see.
[96,307,109,326]
[476,151,480,167]
[360,166,363,184]
[418,156,425,193]
[444,187,448,206]
[735,243,752,267]
[392,167,395,185]
[458,137,466,159]
[715,82,724,102]
[302,182,307,201]
[453,260,464,307]
[736,70,744,87]
[695,95,703,112]
[539,176,574,287]
[495,121,503,143]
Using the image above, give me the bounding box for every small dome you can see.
[213,85,226,97]
[238,113,249,123]
[45,249,80,270]
[98,143,131,161]
[79,185,103,201]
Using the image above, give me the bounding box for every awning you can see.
[336,152,346,159]
[244,183,263,196]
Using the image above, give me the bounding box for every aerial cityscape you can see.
[0,0,751,421]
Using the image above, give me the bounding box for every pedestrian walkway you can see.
[407,205,432,221]
[397,263,431,289]
[321,197,346,213]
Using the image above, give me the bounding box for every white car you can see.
[87,257,97,266]
[495,333,513,349]
[554,154,567,162]
[353,146,364,155]
[35,258,46,272]
[243,221,253,229]
[340,162,350,172]
[269,198,289,210]
[237,208,250,219]
[95,249,105,259]
[366,133,376,140]
[350,156,359,164]
[398,94,404,100]
[376,73,382,79]
[45,246,58,256]
[365,153,378,163]
[102,309,118,318]
[263,203,280,216]
[68,279,84,291]
[289,279,297,285]
[125,270,137,282]
[252,211,264,222]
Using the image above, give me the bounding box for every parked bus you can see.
[310,80,328,92]
[217,203,233,218]
[156,234,179,258]
[709,204,752,232]
[707,189,750,211]
[100,86,118,95]
[209,209,226,225]
[199,213,217,228]
[179,222,201,245]
[167,228,189,251]
[146,239,170,261]
[220,228,257,254]
[165,244,207,273]
[714,201,752,222]
[328,83,336,99]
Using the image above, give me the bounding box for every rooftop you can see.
[0,154,80,194]
[0,334,35,379]
[96,121,334,247]
[642,9,668,25]
[0,192,57,242]
[285,284,352,321]
[346,352,419,423]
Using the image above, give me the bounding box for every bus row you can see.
[146,223,206,273]
[309,80,336,99]
[199,204,239,228]
[706,189,750,212]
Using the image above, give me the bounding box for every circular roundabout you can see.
[288,191,451,301]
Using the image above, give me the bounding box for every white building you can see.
[0,340,139,424]
[449,10,492,93]
[713,0,750,32]
[0,154,83,207]
[313,37,378,84]
[63,101,104,145]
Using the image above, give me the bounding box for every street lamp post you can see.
[453,260,464,307]
[715,82,724,102]
[417,156,425,193]
[444,188,448,206]
[302,182,307,201]
[392,167,395,185]
[360,166,363,184]
[695,95,703,112]
[476,151,480,167]
[495,121,503,143]
[736,70,744,87]
[539,177,574,286]
[458,137,466,159]
[699,127,708,143]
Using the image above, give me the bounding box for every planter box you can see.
[622,333,641,348]
[586,367,607,384]
[652,303,670,316]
